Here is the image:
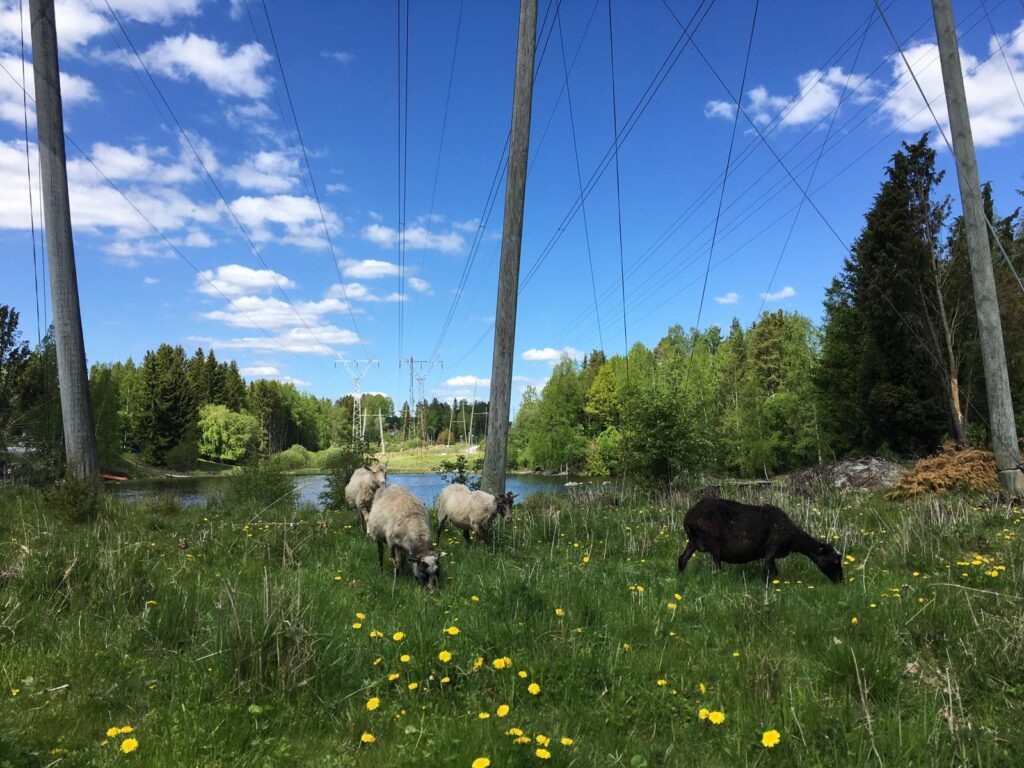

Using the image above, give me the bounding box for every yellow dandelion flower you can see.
[699,682,707,694]
[10,688,19,697]
[366,697,380,711]
[472,657,484,671]
[478,712,490,720]
[528,682,541,695]
[471,595,480,602]
[582,556,590,564]
[536,734,550,747]
[334,575,342,581]
[851,617,859,625]
[698,708,710,721]
[709,711,726,725]
[356,612,366,620]
[496,704,510,717]
[440,676,450,684]
[392,632,405,641]
[352,622,363,630]
[506,727,524,737]
[373,657,383,666]
[370,630,384,638]
[622,643,631,650]
[407,682,419,691]
[106,727,120,738]
[360,732,376,744]
[400,654,411,663]
[518,670,528,679]
[732,651,740,657]
[119,726,134,734]
[472,759,491,768]
[674,593,682,600]
[145,600,157,606]
[445,626,460,636]
[667,602,677,610]
[438,650,453,663]
[560,737,573,746]
[514,736,532,744]
[536,748,551,759]
[120,738,139,754]
[388,673,400,681]
[493,656,512,670]
[555,608,565,617]
[656,679,667,687]
[761,729,781,748]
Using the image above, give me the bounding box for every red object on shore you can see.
[99,474,127,482]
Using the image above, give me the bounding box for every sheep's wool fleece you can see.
[345,467,383,510]
[368,484,433,555]
[437,483,497,525]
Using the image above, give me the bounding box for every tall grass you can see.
[0,483,1021,766]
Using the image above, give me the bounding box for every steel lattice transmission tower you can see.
[336,359,378,448]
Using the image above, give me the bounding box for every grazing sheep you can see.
[367,484,440,591]
[435,484,515,546]
[676,498,844,584]
[345,463,387,532]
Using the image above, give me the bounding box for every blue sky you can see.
[2,0,1023,412]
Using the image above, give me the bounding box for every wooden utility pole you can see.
[378,409,386,455]
[482,0,537,495]
[30,0,97,481]
[932,0,1023,492]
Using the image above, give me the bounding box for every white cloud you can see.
[226,150,300,193]
[408,277,431,293]
[195,264,295,298]
[714,292,739,305]
[362,223,465,253]
[325,182,351,193]
[183,229,214,247]
[138,33,272,99]
[878,25,1024,148]
[320,50,354,63]
[522,346,583,363]
[201,294,352,329]
[194,324,360,355]
[0,55,96,127]
[340,258,399,279]
[445,375,490,387]
[328,282,401,303]
[740,67,878,128]
[230,194,341,249]
[239,365,311,387]
[143,276,159,285]
[761,286,796,301]
[452,218,480,232]
[703,100,735,120]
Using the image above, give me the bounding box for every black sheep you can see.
[677,498,844,583]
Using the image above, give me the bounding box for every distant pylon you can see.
[337,359,378,448]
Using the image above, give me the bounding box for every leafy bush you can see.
[433,454,483,489]
[888,444,999,499]
[586,426,622,476]
[222,462,296,513]
[165,436,199,472]
[271,444,314,471]
[50,473,102,523]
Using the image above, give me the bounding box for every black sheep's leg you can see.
[677,540,697,575]
[709,544,723,572]
[435,518,445,547]
[376,539,385,571]
[763,556,779,584]
[391,546,403,577]
[462,529,472,544]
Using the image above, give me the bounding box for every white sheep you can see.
[435,484,515,546]
[367,484,440,591]
[345,463,387,532]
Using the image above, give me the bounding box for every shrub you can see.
[271,444,314,471]
[50,474,102,523]
[433,454,483,489]
[223,462,296,513]
[887,444,999,499]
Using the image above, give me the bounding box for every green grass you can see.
[1,482,1022,767]
[375,445,481,473]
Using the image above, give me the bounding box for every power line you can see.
[607,0,629,369]
[18,0,40,346]
[979,0,1024,114]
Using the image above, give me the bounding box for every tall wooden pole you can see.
[30,0,98,481]
[482,0,537,495]
[932,0,1023,492]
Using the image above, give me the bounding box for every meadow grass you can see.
[0,481,1021,767]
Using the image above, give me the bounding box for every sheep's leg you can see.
[480,525,493,546]
[462,528,472,544]
[677,540,697,575]
[391,546,403,577]
[359,508,368,533]
[435,517,445,547]
[708,544,723,572]
[763,555,779,584]
[376,539,385,571]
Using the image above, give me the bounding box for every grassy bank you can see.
[373,444,481,474]
[1,483,1022,766]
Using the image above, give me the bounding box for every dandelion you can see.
[623,643,631,651]
[392,632,406,641]
[698,708,710,721]
[698,683,707,694]
[360,732,376,744]
[10,688,19,697]
[145,600,157,606]
[851,617,859,625]
[506,728,524,737]
[388,673,400,681]
[528,682,541,695]
[373,657,383,666]
[535,748,551,759]
[352,622,363,630]
[438,650,453,663]
[472,657,484,671]
[732,651,740,657]
[471,595,480,602]
[106,727,120,738]
[366,697,380,711]
[119,726,134,734]
[518,670,528,679]
[555,608,565,617]
[708,711,726,725]
[370,630,384,638]
[356,612,366,620]
[561,737,573,746]
[120,738,139,754]
[536,734,550,747]
[400,654,411,663]
[334,575,342,582]
[478,712,490,720]
[440,676,450,684]
[582,556,590,564]
[472,759,491,768]
[493,657,512,670]
[667,602,677,610]
[496,704,510,717]
[674,593,682,600]
[514,736,532,744]
[407,682,419,691]
[761,729,781,748]
[444,626,460,636]
[845,555,856,563]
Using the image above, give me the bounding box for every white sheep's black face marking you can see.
[497,492,515,521]
[414,555,440,592]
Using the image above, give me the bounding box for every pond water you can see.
[107,472,604,509]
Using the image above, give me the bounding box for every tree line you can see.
[509,136,1024,482]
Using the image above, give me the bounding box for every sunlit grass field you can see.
[1,481,1022,766]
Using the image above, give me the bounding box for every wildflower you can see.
[761,729,781,748]
[514,736,532,744]
[472,759,491,768]
[120,738,139,754]
[667,602,677,610]
[366,697,380,712]
[392,632,406,641]
[407,682,419,691]
[106,727,120,738]
[438,650,453,663]
[698,708,710,721]
[561,737,573,746]
[582,556,590,564]
[845,555,856,563]
[536,734,550,747]
[506,728,524,737]
[440,676,450,684]
[356,612,366,620]
[471,595,480,602]
[10,688,18,697]
[479,712,490,720]
[472,657,484,671]
[623,643,631,650]
[708,711,726,725]
[732,651,740,657]
[657,679,667,687]
[373,657,383,666]
[444,626,460,636]
[119,726,134,734]
[518,670,528,679]
[496,704,510,717]
[698,683,706,694]
[400,654,411,663]
[536,748,551,759]
[674,593,682,600]
[851,617,859,625]
[352,622,363,630]
[145,600,157,606]
[388,673,400,681]
[555,608,565,617]
[370,630,384,638]
[360,732,376,744]
[334,575,342,582]
[528,682,541,695]
[493,657,512,670]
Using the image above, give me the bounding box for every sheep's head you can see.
[371,463,388,486]
[811,541,844,583]
[413,553,441,592]
[496,491,516,522]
